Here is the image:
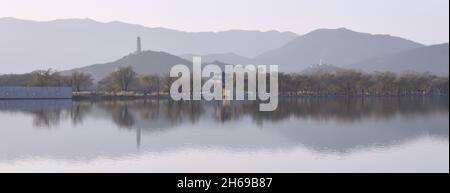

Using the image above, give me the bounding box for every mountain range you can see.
[255,28,425,72]
[62,51,191,81]
[2,17,449,78]
[0,17,297,73]
[179,53,255,65]
[350,43,449,74]
[183,28,448,75]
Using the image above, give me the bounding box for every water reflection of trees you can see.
[239,97,449,123]
[32,110,64,128]
[0,97,447,129]
[70,101,93,125]
[78,97,446,153]
[112,104,134,128]
[92,99,206,131]
[0,98,447,153]
[0,100,72,128]
[67,97,448,131]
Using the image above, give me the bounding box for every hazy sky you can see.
[0,0,448,45]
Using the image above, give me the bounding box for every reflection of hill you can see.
[73,97,449,153]
[0,97,447,161]
[242,97,449,123]
[93,100,206,132]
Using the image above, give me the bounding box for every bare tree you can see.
[71,72,93,92]
[162,73,177,93]
[111,66,137,91]
[28,69,68,87]
[139,74,161,95]
[88,67,449,97]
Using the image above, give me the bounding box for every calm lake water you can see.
[0,97,448,173]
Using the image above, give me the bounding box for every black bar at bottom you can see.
[0,173,447,192]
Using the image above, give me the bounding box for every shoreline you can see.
[0,94,448,101]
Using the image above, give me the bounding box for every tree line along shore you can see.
[0,66,448,98]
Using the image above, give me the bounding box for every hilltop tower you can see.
[136,36,142,53]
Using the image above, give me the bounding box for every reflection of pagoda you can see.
[136,127,141,150]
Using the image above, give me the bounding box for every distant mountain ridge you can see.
[64,39,447,82]
[350,43,449,75]
[3,17,447,77]
[179,53,256,65]
[0,17,297,73]
[179,28,445,74]
[256,28,424,72]
[61,50,191,81]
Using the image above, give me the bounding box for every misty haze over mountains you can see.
[1,17,449,77]
[62,51,192,81]
[256,28,424,71]
[350,43,449,74]
[0,17,296,73]
[179,53,255,65]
